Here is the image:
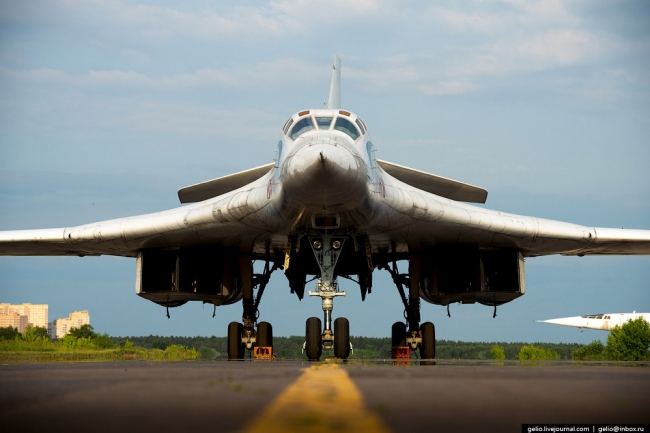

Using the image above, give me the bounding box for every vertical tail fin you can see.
[326,55,341,109]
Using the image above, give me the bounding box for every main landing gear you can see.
[228,260,279,360]
[382,261,436,362]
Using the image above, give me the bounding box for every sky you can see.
[0,0,648,344]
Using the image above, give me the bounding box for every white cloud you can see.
[421,80,477,96]
[0,67,153,87]
[605,68,650,88]
[20,0,383,43]
[120,49,151,65]
[0,58,325,90]
[448,29,622,78]
[346,62,421,92]
[434,8,508,33]
[516,29,617,67]
[1,0,646,105]
[270,0,381,19]
[100,4,294,40]
[119,102,280,138]
[504,0,579,24]
[434,0,580,33]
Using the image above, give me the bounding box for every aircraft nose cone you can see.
[282,139,367,211]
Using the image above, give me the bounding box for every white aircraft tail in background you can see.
[537,312,650,332]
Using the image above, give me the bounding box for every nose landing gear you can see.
[304,315,352,361]
[303,232,352,361]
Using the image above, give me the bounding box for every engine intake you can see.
[417,248,525,307]
[135,248,250,307]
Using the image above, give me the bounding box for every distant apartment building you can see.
[49,310,90,339]
[0,303,48,332]
[0,312,29,333]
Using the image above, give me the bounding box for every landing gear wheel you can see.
[419,321,435,360]
[305,317,322,361]
[228,322,244,360]
[391,322,407,347]
[257,321,273,348]
[333,317,350,360]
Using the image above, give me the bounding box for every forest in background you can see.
[110,335,582,361]
[5,318,648,362]
[4,322,647,362]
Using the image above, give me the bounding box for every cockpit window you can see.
[315,117,333,130]
[333,117,360,140]
[355,119,366,135]
[290,117,315,140]
[282,118,292,133]
[283,118,294,135]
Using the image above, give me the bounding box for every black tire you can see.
[420,321,435,360]
[257,321,273,348]
[333,317,350,359]
[391,322,407,347]
[227,322,244,360]
[305,317,322,361]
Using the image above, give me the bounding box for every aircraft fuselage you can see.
[539,312,650,331]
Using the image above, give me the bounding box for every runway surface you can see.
[1,361,649,433]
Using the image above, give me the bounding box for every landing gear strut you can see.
[382,260,436,361]
[228,260,280,361]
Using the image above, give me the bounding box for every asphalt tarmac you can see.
[1,361,648,433]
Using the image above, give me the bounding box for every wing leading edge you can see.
[378,170,650,256]
[1,163,277,257]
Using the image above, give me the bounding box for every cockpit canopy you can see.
[282,109,367,142]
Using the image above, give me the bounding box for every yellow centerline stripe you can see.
[240,363,393,433]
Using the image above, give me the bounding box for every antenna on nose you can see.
[326,55,341,109]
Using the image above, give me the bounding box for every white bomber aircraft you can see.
[538,312,650,332]
[1,56,649,361]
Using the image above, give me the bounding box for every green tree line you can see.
[114,317,649,361]
[488,317,650,361]
[571,317,650,361]
[3,317,648,362]
[0,324,198,362]
[109,335,582,361]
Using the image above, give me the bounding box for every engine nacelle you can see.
[135,248,251,307]
[417,248,525,307]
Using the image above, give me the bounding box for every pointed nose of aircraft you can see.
[281,136,368,211]
[537,317,583,327]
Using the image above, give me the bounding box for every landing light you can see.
[332,240,342,250]
[313,240,322,250]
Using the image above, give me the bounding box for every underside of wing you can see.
[520,222,650,256]
[377,159,488,203]
[0,228,76,256]
[584,228,650,255]
[178,163,274,203]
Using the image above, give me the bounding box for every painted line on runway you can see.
[240,363,392,433]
